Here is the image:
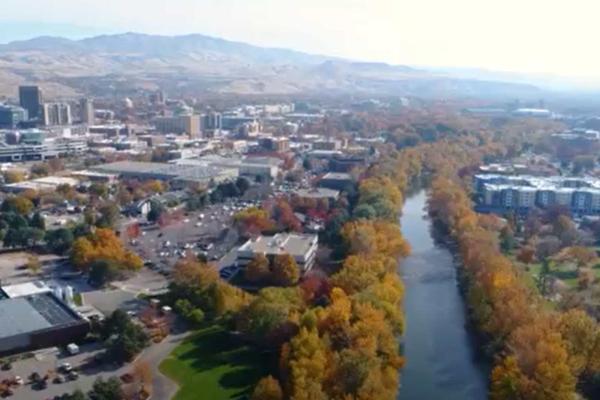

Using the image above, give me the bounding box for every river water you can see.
[397,190,488,400]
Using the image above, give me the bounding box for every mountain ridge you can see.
[0,32,543,99]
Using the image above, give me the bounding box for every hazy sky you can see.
[1,0,599,79]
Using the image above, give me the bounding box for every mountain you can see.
[0,32,544,99]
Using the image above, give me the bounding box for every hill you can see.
[0,32,542,99]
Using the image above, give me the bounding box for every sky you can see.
[1,0,600,81]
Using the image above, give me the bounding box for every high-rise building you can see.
[202,112,222,132]
[150,90,166,105]
[153,115,201,136]
[18,86,43,120]
[42,103,72,126]
[0,104,28,128]
[79,98,94,124]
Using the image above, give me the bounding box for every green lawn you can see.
[159,324,269,400]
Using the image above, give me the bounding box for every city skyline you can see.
[2,0,600,83]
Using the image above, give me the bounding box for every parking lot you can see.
[127,200,254,274]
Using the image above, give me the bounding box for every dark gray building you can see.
[0,291,89,356]
[19,86,43,120]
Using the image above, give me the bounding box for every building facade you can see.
[42,103,72,126]
[0,105,28,128]
[18,86,43,120]
[475,174,600,215]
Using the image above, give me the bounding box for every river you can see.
[397,190,489,400]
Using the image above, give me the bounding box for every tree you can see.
[30,212,45,230]
[88,259,125,287]
[71,228,143,271]
[352,204,377,220]
[88,377,124,400]
[146,200,164,223]
[97,202,120,228]
[60,390,86,400]
[89,182,109,199]
[45,228,74,254]
[252,376,283,400]
[234,207,274,237]
[3,170,25,183]
[245,254,270,283]
[578,268,596,289]
[1,196,34,215]
[103,311,149,363]
[517,246,535,264]
[30,163,50,177]
[235,177,251,195]
[499,226,516,253]
[271,254,300,286]
[26,255,42,276]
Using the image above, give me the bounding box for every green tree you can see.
[88,377,124,400]
[45,228,74,254]
[30,212,46,230]
[88,259,125,288]
[1,196,34,215]
[146,200,164,223]
[97,202,120,228]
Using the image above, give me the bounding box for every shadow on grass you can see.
[170,323,269,394]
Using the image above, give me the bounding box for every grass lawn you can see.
[159,324,269,400]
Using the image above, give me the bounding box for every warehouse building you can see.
[0,283,89,356]
[92,161,238,189]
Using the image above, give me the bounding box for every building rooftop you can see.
[476,174,600,193]
[0,292,81,340]
[293,187,340,199]
[238,233,318,257]
[0,281,51,298]
[321,172,353,180]
[92,161,237,182]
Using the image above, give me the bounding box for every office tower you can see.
[0,104,28,128]
[19,86,43,120]
[202,112,222,131]
[80,98,95,124]
[42,103,72,126]
[150,90,166,105]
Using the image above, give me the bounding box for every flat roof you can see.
[0,293,81,340]
[322,172,352,180]
[1,281,51,298]
[293,187,340,199]
[238,233,317,257]
[92,161,237,181]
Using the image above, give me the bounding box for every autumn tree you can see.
[26,255,42,275]
[1,196,34,215]
[252,376,283,400]
[2,170,25,183]
[271,254,300,286]
[245,253,270,284]
[71,228,143,272]
[234,207,274,237]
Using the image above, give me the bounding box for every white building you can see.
[237,233,319,272]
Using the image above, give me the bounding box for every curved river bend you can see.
[398,190,488,400]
